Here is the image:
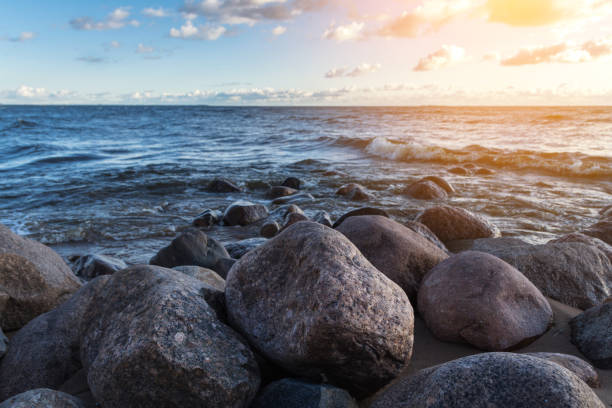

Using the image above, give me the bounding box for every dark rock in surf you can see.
[475,167,495,176]
[193,209,222,227]
[207,178,242,193]
[0,389,88,408]
[418,251,552,351]
[582,220,612,246]
[525,353,600,388]
[335,183,373,201]
[571,303,612,369]
[0,224,82,331]
[173,265,225,291]
[225,238,268,259]
[251,378,358,408]
[281,177,301,190]
[225,222,414,398]
[405,180,448,200]
[415,206,501,243]
[332,207,390,228]
[223,201,269,226]
[260,222,280,238]
[280,212,309,232]
[71,254,127,280]
[266,186,298,199]
[272,192,315,206]
[370,353,605,408]
[448,167,470,175]
[268,205,304,223]
[421,176,455,194]
[337,215,448,301]
[312,211,333,228]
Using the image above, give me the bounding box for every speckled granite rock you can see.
[415,206,501,243]
[226,222,414,398]
[0,389,87,408]
[526,353,600,388]
[370,353,605,408]
[251,379,358,408]
[550,232,612,263]
[571,303,612,369]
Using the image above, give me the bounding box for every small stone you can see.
[193,209,222,227]
[405,180,448,200]
[335,183,373,201]
[266,186,298,199]
[261,222,280,238]
[71,254,127,280]
[223,201,269,226]
[207,178,241,193]
[281,177,301,190]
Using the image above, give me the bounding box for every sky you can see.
[1,0,612,105]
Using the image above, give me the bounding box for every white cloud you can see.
[2,32,36,42]
[136,43,155,54]
[414,45,466,71]
[500,39,612,66]
[326,63,381,78]
[322,21,364,42]
[170,20,227,40]
[142,7,171,17]
[272,25,287,35]
[70,7,140,30]
[110,41,121,48]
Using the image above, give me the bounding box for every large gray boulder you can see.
[149,228,231,275]
[469,241,612,310]
[225,222,414,397]
[223,201,269,226]
[336,215,448,301]
[570,303,612,369]
[415,206,500,243]
[0,224,82,330]
[0,389,87,408]
[80,266,260,408]
[418,251,552,351]
[251,379,357,408]
[0,276,110,400]
[370,353,605,408]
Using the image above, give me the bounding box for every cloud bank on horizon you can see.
[2,0,612,105]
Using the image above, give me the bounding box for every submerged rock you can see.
[415,206,501,243]
[0,224,81,331]
[0,389,87,408]
[582,220,612,246]
[251,379,357,408]
[312,211,333,228]
[225,238,268,259]
[225,222,414,397]
[271,192,315,206]
[448,166,470,176]
[280,212,309,232]
[207,178,241,193]
[266,186,297,199]
[370,353,605,408]
[281,177,301,190]
[335,183,373,201]
[223,201,269,226]
[193,209,222,227]
[525,353,600,388]
[571,303,612,369]
[332,207,390,228]
[405,180,448,200]
[337,215,448,301]
[260,222,280,238]
[71,254,127,280]
[422,176,455,194]
[418,251,552,351]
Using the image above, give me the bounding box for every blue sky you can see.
[2,0,612,105]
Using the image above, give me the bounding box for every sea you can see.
[1,105,611,264]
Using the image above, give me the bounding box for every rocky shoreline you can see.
[0,175,611,407]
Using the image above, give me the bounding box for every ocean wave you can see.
[29,153,107,166]
[365,137,612,179]
[1,119,39,132]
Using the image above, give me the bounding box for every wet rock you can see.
[0,328,7,359]
[268,204,304,222]
[207,178,241,193]
[526,353,600,388]
[0,276,111,400]
[472,241,612,310]
[260,222,280,238]
[280,212,309,232]
[266,186,297,199]
[335,183,373,201]
[370,353,605,408]
[448,166,470,175]
[405,180,448,200]
[447,237,529,254]
[81,266,260,408]
[225,238,268,259]
[71,254,127,280]
[571,303,612,369]
[332,207,390,228]
[150,228,231,276]
[418,251,552,351]
[214,257,236,279]
[475,167,495,176]
[251,378,358,408]
[337,215,448,301]
[193,209,222,227]
[226,222,414,397]
[422,176,455,193]
[550,232,612,263]
[173,265,226,291]
[582,220,612,246]
[0,224,82,331]
[415,206,501,243]
[403,220,449,253]
[272,192,315,206]
[0,389,87,408]
[223,201,269,226]
[312,211,333,228]
[281,177,301,190]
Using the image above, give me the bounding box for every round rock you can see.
[223,201,269,226]
[415,206,501,243]
[571,303,612,369]
[207,178,241,193]
[525,353,600,388]
[71,254,127,280]
[405,180,448,200]
[281,177,301,190]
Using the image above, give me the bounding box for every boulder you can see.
[260,222,280,238]
[471,241,612,310]
[251,379,357,408]
[149,228,231,275]
[335,183,373,201]
[404,220,448,253]
[225,222,414,397]
[207,178,241,193]
[80,266,260,408]
[418,251,552,350]
[0,224,82,331]
[281,177,301,190]
[266,186,297,199]
[193,209,222,227]
[332,207,389,228]
[525,353,599,388]
[312,211,333,228]
[0,389,87,408]
[337,216,448,301]
[415,206,501,243]
[271,193,315,206]
[582,220,612,246]
[550,232,612,263]
[570,303,612,369]
[422,176,455,193]
[405,180,448,200]
[223,201,269,226]
[0,276,111,400]
[447,237,529,254]
[370,353,605,408]
[0,328,7,359]
[172,265,226,291]
[225,238,268,259]
[71,254,127,280]
[280,213,309,232]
